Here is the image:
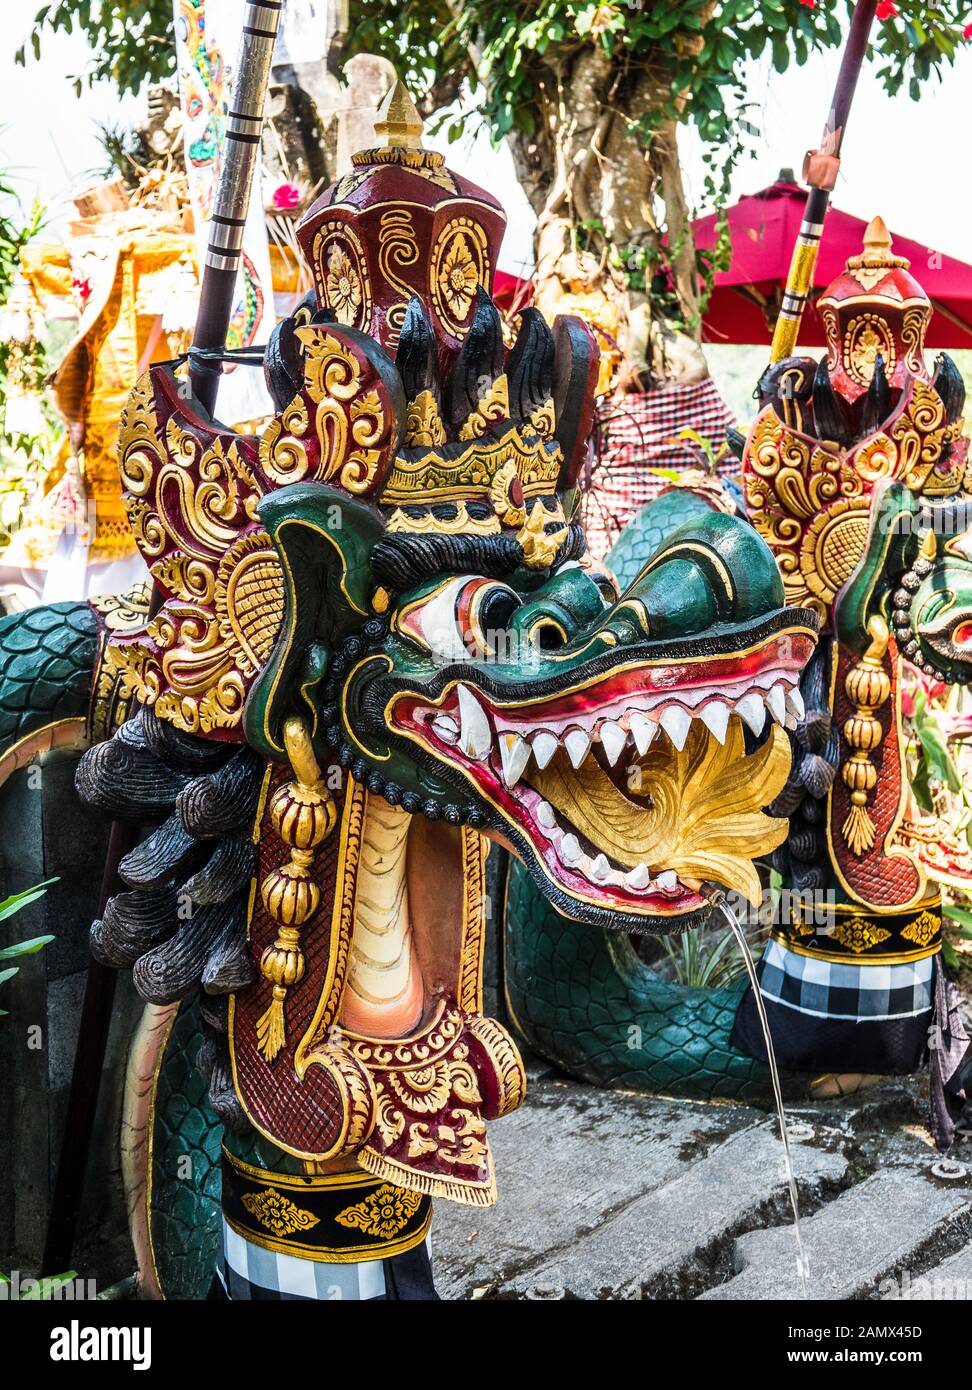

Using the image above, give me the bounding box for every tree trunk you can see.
[505,47,702,386]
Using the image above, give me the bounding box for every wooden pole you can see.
[769,0,880,363]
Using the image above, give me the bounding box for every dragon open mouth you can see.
[388,628,812,930]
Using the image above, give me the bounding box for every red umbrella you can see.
[693,175,972,350]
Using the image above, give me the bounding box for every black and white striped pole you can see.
[190,0,283,414]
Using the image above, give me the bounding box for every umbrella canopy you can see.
[693,176,972,351]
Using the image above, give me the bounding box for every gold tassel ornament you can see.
[840,615,892,857]
[255,717,336,1062]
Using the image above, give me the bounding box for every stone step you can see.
[701,1169,972,1301]
[433,1069,845,1299]
[881,1241,972,1301]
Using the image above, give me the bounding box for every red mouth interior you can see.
[388,631,813,922]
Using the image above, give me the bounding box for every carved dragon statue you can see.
[506,219,972,1139]
[0,85,817,1299]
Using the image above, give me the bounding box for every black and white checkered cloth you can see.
[215,1221,436,1301]
[757,936,934,1022]
[582,380,737,560]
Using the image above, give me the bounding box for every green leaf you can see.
[18,1271,78,1300]
[0,934,55,959]
[943,939,962,972]
[0,877,58,924]
[0,967,19,987]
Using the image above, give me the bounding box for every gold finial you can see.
[863,215,892,257]
[374,77,424,150]
[848,215,910,272]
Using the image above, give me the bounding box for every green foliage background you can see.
[19,1,970,153]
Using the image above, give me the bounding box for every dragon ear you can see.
[244,482,385,759]
[834,478,919,655]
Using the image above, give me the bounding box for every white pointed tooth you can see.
[560,833,582,866]
[432,713,459,743]
[589,853,611,882]
[564,728,592,769]
[700,700,731,745]
[499,732,531,787]
[630,711,657,757]
[785,686,805,722]
[656,870,677,891]
[766,682,787,726]
[537,800,557,830]
[626,864,651,890]
[532,731,559,769]
[457,683,492,760]
[735,691,766,736]
[599,720,628,767]
[659,705,692,752]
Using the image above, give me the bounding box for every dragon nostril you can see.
[529,618,569,651]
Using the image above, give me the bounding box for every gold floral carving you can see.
[216,534,287,678]
[901,305,929,375]
[529,398,556,439]
[312,222,372,331]
[901,910,940,949]
[380,425,561,508]
[459,373,510,441]
[430,217,490,336]
[457,829,487,1014]
[349,145,458,192]
[830,918,892,955]
[295,327,388,494]
[884,379,961,494]
[240,1188,320,1238]
[490,458,527,526]
[465,1015,526,1118]
[259,396,310,484]
[334,1183,423,1240]
[90,583,152,633]
[516,499,569,570]
[844,313,896,387]
[403,389,446,448]
[744,380,964,628]
[743,409,865,622]
[377,207,419,347]
[110,374,287,736]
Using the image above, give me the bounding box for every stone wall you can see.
[0,752,140,1288]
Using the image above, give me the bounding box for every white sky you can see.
[3,0,971,275]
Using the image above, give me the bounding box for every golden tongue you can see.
[529,722,792,905]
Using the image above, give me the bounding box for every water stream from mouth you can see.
[706,885,810,1298]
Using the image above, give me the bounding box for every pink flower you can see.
[964,22,972,39]
[876,0,897,18]
[799,0,816,8]
[272,182,301,210]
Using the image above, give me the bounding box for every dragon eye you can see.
[400,577,522,662]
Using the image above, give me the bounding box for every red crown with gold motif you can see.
[297,81,506,355]
[816,216,932,403]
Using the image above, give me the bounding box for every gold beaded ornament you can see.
[255,717,337,1062]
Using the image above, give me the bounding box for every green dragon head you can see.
[103,115,818,938]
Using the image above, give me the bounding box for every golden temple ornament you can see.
[373,77,424,150]
[840,615,892,857]
[256,717,337,1062]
